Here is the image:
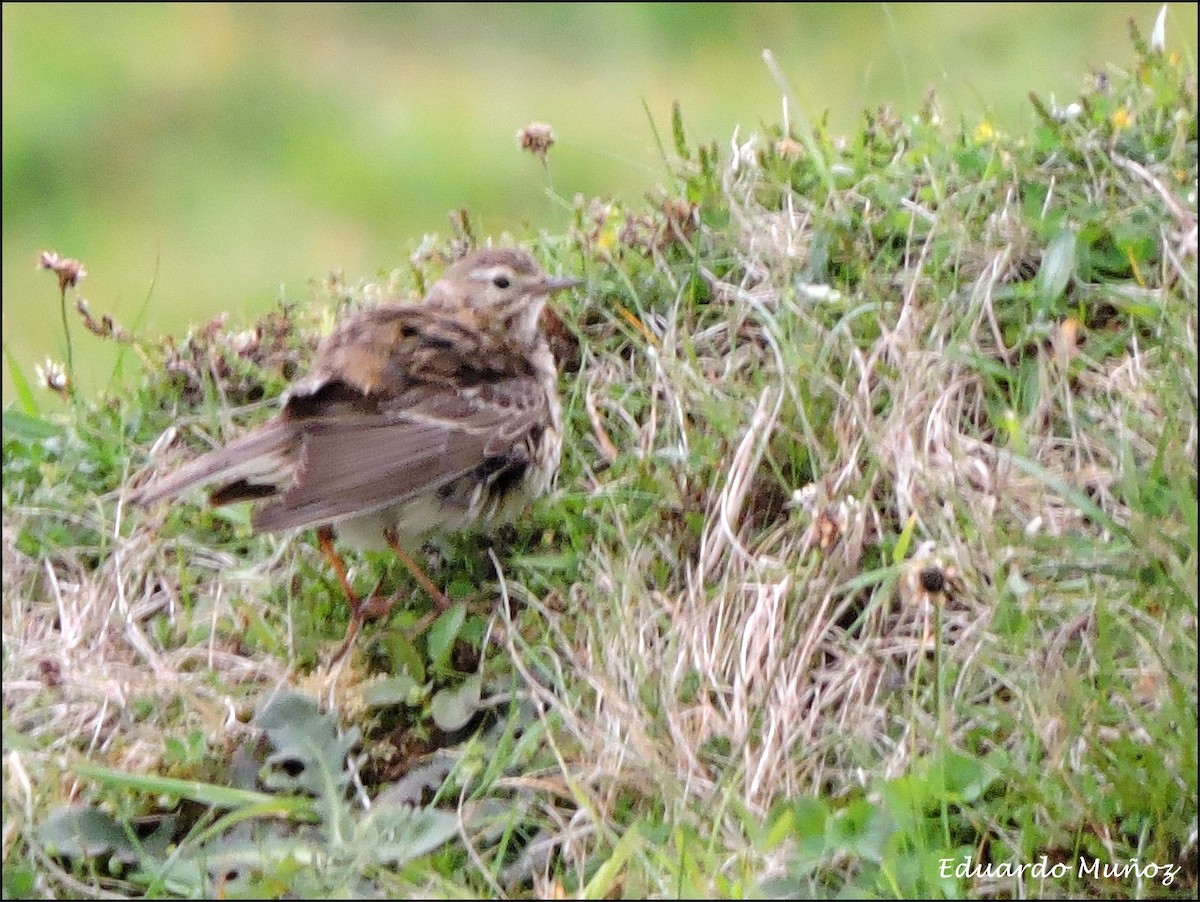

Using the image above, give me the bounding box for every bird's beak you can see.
[537,276,584,294]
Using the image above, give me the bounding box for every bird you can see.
[130,247,582,660]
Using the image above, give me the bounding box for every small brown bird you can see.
[131,248,581,658]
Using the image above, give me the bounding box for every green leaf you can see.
[792,796,831,844]
[924,749,999,804]
[71,762,311,815]
[380,628,426,683]
[1036,229,1076,309]
[362,674,423,708]
[893,513,917,565]
[38,806,139,860]
[3,343,39,416]
[255,693,357,803]
[2,864,35,898]
[425,603,466,670]
[430,673,481,732]
[827,799,894,863]
[359,803,459,867]
[1,409,63,441]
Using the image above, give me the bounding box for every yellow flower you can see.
[596,227,617,254]
[1111,106,1134,131]
[973,120,996,143]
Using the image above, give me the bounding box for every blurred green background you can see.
[4,2,1194,404]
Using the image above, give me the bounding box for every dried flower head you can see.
[37,251,87,293]
[773,138,804,160]
[659,197,698,238]
[902,541,963,606]
[517,122,556,159]
[75,298,133,343]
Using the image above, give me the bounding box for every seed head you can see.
[517,122,556,159]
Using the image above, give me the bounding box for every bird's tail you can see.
[129,421,298,507]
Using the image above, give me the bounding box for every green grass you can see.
[3,20,1197,900]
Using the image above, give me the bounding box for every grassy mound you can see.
[3,24,1195,899]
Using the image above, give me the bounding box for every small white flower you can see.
[790,483,819,513]
[35,357,69,393]
[1049,95,1083,122]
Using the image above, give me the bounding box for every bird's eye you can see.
[492,275,511,289]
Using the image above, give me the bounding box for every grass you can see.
[3,20,1197,900]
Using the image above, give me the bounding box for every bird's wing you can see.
[248,377,545,532]
[129,301,546,522]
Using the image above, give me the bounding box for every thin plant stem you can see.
[58,285,76,401]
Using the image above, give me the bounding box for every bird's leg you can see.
[323,528,455,663]
[317,525,358,605]
[317,525,394,620]
[383,528,454,611]
[320,535,400,664]
[318,525,368,664]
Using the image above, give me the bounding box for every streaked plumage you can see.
[131,248,580,657]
